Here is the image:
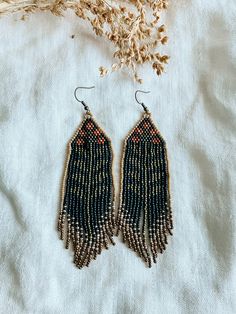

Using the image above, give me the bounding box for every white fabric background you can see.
[0,1,236,313]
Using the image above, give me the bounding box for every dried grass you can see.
[0,0,170,82]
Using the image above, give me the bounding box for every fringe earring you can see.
[117,90,173,267]
[58,86,116,269]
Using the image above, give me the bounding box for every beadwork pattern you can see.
[58,113,116,269]
[117,113,173,267]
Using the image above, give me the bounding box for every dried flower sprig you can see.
[0,0,169,82]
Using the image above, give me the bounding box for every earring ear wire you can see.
[74,86,95,113]
[134,89,150,113]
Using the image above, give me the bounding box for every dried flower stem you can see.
[0,0,170,82]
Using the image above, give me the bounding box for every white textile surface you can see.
[0,1,236,313]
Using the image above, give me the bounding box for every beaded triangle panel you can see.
[58,114,116,269]
[117,113,173,267]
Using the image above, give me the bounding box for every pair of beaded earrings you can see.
[58,86,173,269]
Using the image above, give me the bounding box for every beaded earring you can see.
[117,90,173,267]
[58,86,116,269]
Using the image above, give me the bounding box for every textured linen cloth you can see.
[0,1,236,313]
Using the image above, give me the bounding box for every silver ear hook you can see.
[74,86,95,113]
[135,90,150,113]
